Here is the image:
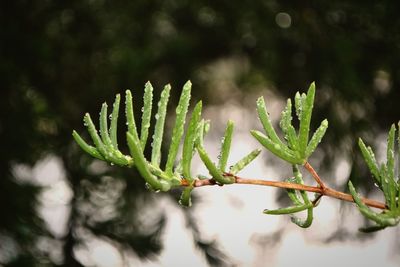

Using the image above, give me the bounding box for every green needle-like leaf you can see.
[359,225,387,233]
[264,203,313,215]
[398,122,400,187]
[125,90,140,148]
[298,82,315,156]
[380,166,393,209]
[182,101,202,181]
[127,132,165,191]
[218,120,234,172]
[197,145,234,184]
[151,84,170,167]
[166,81,192,175]
[100,103,113,147]
[290,208,313,228]
[305,119,328,158]
[194,119,205,147]
[109,94,120,149]
[294,92,303,118]
[358,138,380,183]
[348,181,398,227]
[256,96,284,146]
[251,130,301,164]
[72,130,104,160]
[386,125,396,207]
[285,177,303,206]
[290,165,313,228]
[280,99,298,150]
[229,149,261,175]
[387,124,395,180]
[83,113,109,159]
[140,82,153,149]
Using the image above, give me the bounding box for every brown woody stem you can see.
[180,174,387,210]
[304,161,326,190]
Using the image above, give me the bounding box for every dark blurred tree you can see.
[1,0,400,266]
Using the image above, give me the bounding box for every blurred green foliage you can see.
[1,0,400,266]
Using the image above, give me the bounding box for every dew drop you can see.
[155,114,160,120]
[274,144,281,150]
[109,114,112,120]
[374,183,379,188]
[110,163,114,166]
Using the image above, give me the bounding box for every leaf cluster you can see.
[73,81,260,207]
[251,83,328,165]
[73,81,400,232]
[348,124,400,232]
[251,83,327,227]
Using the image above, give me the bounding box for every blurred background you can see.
[1,1,400,266]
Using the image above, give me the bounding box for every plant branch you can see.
[180,175,387,210]
[304,161,326,190]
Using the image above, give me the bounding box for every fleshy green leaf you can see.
[109,94,120,149]
[358,138,380,183]
[298,82,315,156]
[196,145,234,184]
[140,81,153,149]
[72,130,104,160]
[290,208,313,228]
[264,203,313,215]
[280,99,298,150]
[100,103,113,147]
[182,101,202,181]
[127,132,169,191]
[250,130,302,164]
[125,90,140,148]
[83,113,109,160]
[166,81,192,175]
[386,125,397,209]
[229,149,261,175]
[294,92,303,118]
[218,120,234,172]
[151,84,170,167]
[398,122,400,188]
[285,177,303,206]
[348,181,398,227]
[359,225,387,233]
[256,96,284,146]
[305,119,328,158]
[290,165,313,228]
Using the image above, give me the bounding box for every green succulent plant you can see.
[73,81,399,232]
